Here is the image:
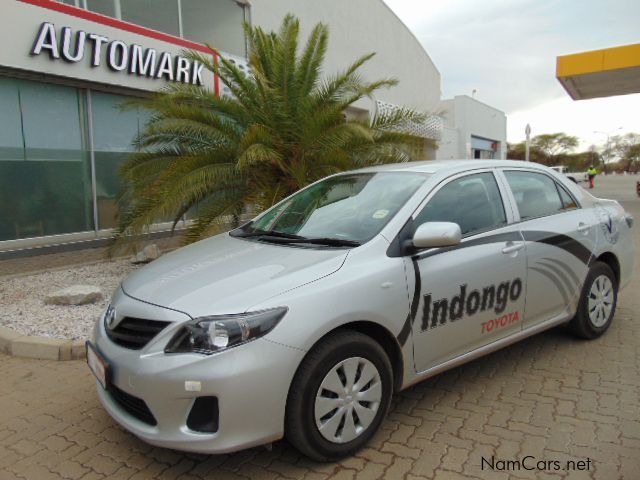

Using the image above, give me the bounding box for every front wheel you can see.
[285,330,393,461]
[569,261,618,339]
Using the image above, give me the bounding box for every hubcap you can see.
[314,357,382,444]
[588,275,614,328]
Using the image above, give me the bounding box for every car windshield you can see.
[238,172,428,245]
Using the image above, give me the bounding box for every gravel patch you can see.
[0,259,139,340]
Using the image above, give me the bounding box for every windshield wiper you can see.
[232,227,360,247]
[261,236,361,247]
[232,228,306,240]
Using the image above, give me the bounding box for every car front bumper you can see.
[93,301,305,454]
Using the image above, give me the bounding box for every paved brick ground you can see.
[1,174,639,479]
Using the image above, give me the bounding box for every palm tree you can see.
[114,14,433,251]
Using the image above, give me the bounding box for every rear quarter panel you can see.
[592,199,635,289]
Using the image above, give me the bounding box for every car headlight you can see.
[103,304,116,330]
[165,307,288,355]
[625,213,634,228]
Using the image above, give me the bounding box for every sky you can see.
[383,0,640,148]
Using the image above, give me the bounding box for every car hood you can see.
[121,233,349,317]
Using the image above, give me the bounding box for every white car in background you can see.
[550,165,588,184]
[87,160,634,461]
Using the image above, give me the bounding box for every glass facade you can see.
[0,78,93,242]
[56,0,247,57]
[3,1,250,243]
[0,77,147,242]
[91,91,150,229]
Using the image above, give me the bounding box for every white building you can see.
[436,95,507,161]
[0,0,505,252]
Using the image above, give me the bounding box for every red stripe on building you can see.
[213,52,220,97]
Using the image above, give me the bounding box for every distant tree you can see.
[609,133,640,172]
[508,136,604,172]
[530,133,579,164]
[586,147,600,170]
[507,133,640,173]
[508,133,578,166]
[562,150,599,172]
[506,141,545,163]
[622,143,640,172]
[506,142,526,160]
[599,137,618,171]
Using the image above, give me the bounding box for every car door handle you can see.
[577,222,590,233]
[502,242,524,254]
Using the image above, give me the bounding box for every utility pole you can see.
[525,124,531,162]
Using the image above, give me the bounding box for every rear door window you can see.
[504,171,564,220]
[556,183,578,210]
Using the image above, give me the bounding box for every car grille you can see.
[107,384,157,426]
[106,317,170,350]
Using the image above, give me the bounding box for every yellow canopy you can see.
[556,43,640,100]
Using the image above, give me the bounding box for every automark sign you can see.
[30,22,205,86]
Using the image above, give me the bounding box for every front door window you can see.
[414,172,507,236]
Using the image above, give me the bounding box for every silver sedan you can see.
[87,160,635,461]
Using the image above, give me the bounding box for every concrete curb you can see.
[0,326,85,361]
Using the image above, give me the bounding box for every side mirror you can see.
[412,222,462,248]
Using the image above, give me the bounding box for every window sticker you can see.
[372,209,389,219]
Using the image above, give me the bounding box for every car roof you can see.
[353,159,548,175]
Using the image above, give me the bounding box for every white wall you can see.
[436,126,461,160]
[250,0,441,114]
[436,95,507,160]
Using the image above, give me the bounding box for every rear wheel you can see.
[569,261,617,339]
[285,330,393,461]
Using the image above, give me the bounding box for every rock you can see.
[132,244,161,264]
[45,285,103,306]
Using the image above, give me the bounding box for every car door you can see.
[406,170,528,373]
[500,169,598,328]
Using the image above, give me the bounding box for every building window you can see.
[57,0,83,6]
[0,78,93,241]
[471,135,498,160]
[84,0,117,17]
[121,0,180,37]
[182,0,247,57]
[77,0,247,57]
[0,78,23,162]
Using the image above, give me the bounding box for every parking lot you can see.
[1,173,639,480]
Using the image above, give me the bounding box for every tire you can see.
[569,261,618,339]
[285,330,393,461]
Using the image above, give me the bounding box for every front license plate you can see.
[86,342,108,389]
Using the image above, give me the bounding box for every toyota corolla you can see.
[87,160,634,461]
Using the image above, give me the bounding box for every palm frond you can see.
[111,14,437,254]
